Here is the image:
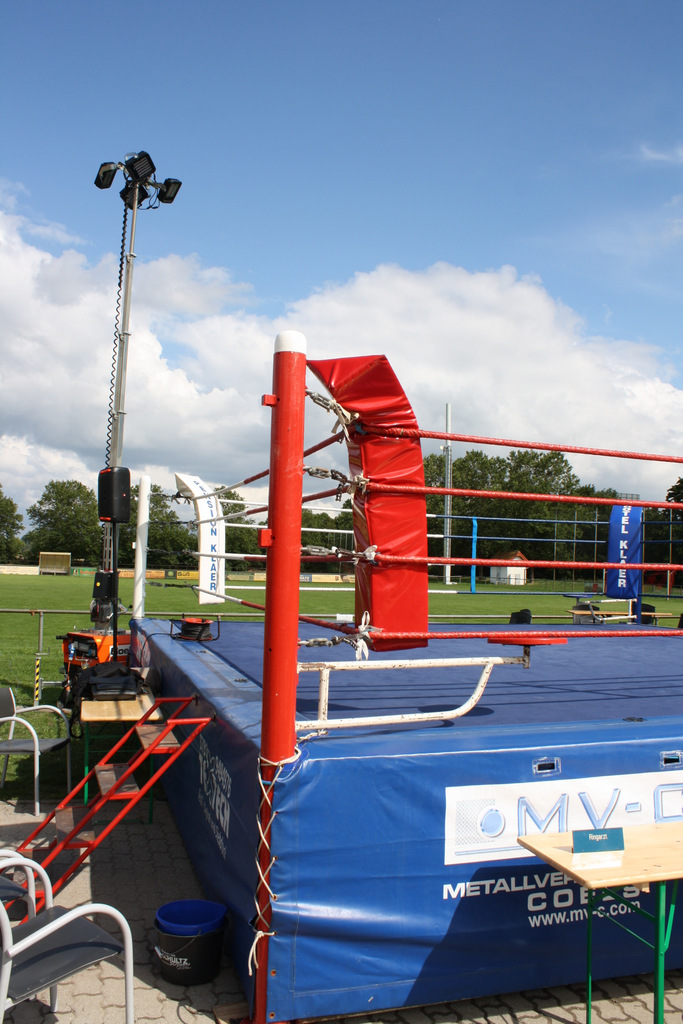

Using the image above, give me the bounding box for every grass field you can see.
[0,571,680,805]
[2,571,680,692]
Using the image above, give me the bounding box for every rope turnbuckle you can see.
[300,544,343,559]
[306,389,359,439]
[298,636,346,648]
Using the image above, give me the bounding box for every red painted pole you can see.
[254,330,307,1024]
[261,330,307,761]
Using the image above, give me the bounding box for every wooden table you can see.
[518,823,683,1024]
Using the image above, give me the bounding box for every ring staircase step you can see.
[14,694,212,909]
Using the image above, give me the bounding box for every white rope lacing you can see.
[353,610,375,660]
[249,747,302,975]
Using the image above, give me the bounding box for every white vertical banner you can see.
[175,473,226,605]
[132,473,151,619]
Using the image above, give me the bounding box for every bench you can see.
[566,608,635,624]
[567,608,675,625]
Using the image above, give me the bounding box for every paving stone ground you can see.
[1,798,682,1023]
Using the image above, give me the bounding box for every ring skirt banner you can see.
[307,354,429,650]
[132,621,683,1021]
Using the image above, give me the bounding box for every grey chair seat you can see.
[6,905,124,1002]
[0,875,28,903]
[0,736,69,755]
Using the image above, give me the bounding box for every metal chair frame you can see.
[0,687,71,815]
[0,853,134,1022]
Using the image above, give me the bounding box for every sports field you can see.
[0,572,678,804]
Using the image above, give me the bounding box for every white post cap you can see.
[274,330,307,354]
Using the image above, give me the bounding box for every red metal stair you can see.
[15,694,212,907]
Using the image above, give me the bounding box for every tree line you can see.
[1,450,683,573]
[0,480,259,570]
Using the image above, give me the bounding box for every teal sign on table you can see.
[572,827,624,854]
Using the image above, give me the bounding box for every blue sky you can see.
[1,1,683,513]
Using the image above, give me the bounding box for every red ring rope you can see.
[364,482,683,512]
[359,424,683,467]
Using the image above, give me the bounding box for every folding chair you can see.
[0,688,71,815]
[571,602,598,624]
[0,853,134,1022]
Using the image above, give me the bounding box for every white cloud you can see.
[24,221,87,247]
[639,143,683,165]
[0,435,98,525]
[2,209,683,529]
[134,254,254,316]
[283,263,683,499]
[0,179,29,213]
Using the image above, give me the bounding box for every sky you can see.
[1,0,683,529]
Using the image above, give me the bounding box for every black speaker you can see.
[92,571,113,600]
[98,467,131,523]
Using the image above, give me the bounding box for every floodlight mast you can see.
[94,152,181,604]
[94,152,182,472]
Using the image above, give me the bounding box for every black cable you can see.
[147,581,195,588]
[105,205,128,467]
[173,618,215,641]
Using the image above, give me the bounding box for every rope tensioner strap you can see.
[306,388,359,439]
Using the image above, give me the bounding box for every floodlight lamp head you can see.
[119,180,150,210]
[124,151,156,183]
[157,177,182,204]
[95,162,118,189]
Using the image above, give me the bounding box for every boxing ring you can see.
[131,332,683,1023]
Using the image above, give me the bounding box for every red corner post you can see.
[261,330,307,759]
[254,330,307,1024]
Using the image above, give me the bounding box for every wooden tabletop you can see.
[518,822,683,889]
[566,609,634,619]
[80,693,161,723]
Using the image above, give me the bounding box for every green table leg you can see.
[586,888,594,1024]
[83,723,90,803]
[654,881,665,1024]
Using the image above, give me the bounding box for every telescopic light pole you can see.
[94,154,181,641]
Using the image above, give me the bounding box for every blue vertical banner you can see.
[605,505,643,599]
[470,517,478,594]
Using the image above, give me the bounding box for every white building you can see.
[489,550,529,586]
